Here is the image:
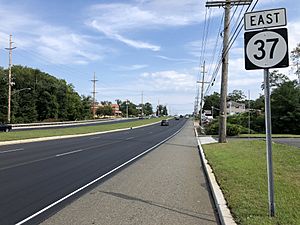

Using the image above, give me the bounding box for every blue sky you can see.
[0,0,299,115]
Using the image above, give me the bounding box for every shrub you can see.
[205,121,254,136]
[227,123,241,136]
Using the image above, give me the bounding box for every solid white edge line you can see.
[15,124,185,225]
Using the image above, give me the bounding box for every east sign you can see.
[244,8,288,70]
[244,8,286,31]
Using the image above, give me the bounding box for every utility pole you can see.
[126,99,129,118]
[296,62,300,86]
[141,91,144,117]
[91,72,98,119]
[5,34,16,124]
[157,99,160,117]
[197,61,209,127]
[206,0,251,143]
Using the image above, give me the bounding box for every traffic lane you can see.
[0,119,186,224]
[273,138,300,148]
[0,119,181,170]
[12,118,138,131]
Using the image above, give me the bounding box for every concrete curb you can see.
[0,121,161,146]
[194,127,237,225]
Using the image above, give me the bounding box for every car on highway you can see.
[174,115,180,120]
[160,119,169,126]
[0,123,12,132]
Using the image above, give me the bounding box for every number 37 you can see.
[253,38,279,60]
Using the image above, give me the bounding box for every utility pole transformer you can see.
[5,34,16,124]
[206,0,251,143]
[91,73,98,119]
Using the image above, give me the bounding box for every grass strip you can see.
[203,140,300,225]
[239,134,300,138]
[0,117,167,142]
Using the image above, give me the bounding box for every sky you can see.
[0,0,299,115]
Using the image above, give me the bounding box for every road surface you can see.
[0,118,186,224]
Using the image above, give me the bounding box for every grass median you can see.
[0,117,168,142]
[203,140,300,225]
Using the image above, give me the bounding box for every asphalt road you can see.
[273,138,300,148]
[0,118,187,225]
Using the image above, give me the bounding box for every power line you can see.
[204,0,259,98]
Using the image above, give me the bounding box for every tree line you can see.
[203,70,300,134]
[96,100,168,118]
[202,43,300,135]
[0,65,92,123]
[0,65,168,123]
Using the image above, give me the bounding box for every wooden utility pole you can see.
[206,0,251,143]
[141,91,144,117]
[5,34,16,123]
[91,72,98,119]
[198,61,209,127]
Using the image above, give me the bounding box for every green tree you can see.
[261,70,290,90]
[80,95,93,120]
[228,90,246,102]
[203,92,220,117]
[96,105,113,116]
[143,102,153,115]
[271,81,300,134]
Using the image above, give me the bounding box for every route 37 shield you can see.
[244,28,289,70]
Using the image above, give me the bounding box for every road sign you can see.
[244,8,286,30]
[244,28,289,70]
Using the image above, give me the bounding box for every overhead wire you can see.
[204,0,259,97]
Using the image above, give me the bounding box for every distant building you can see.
[227,101,245,115]
[111,104,122,117]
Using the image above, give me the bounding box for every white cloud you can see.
[0,6,105,65]
[89,20,160,51]
[139,70,196,92]
[156,55,197,63]
[86,0,209,51]
[114,64,148,71]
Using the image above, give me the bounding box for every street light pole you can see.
[5,34,16,124]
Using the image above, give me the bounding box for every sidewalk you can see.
[41,120,219,225]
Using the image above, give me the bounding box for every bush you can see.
[205,122,219,135]
[227,123,241,136]
[205,121,254,136]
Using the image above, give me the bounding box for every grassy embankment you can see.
[203,140,299,225]
[0,117,167,142]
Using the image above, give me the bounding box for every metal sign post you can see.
[264,68,275,217]
[244,8,289,217]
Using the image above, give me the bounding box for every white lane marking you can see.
[0,156,54,171]
[55,149,86,157]
[89,136,101,140]
[0,148,24,154]
[15,125,185,225]
[148,132,153,134]
[125,137,134,140]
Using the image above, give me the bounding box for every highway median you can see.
[0,117,168,143]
